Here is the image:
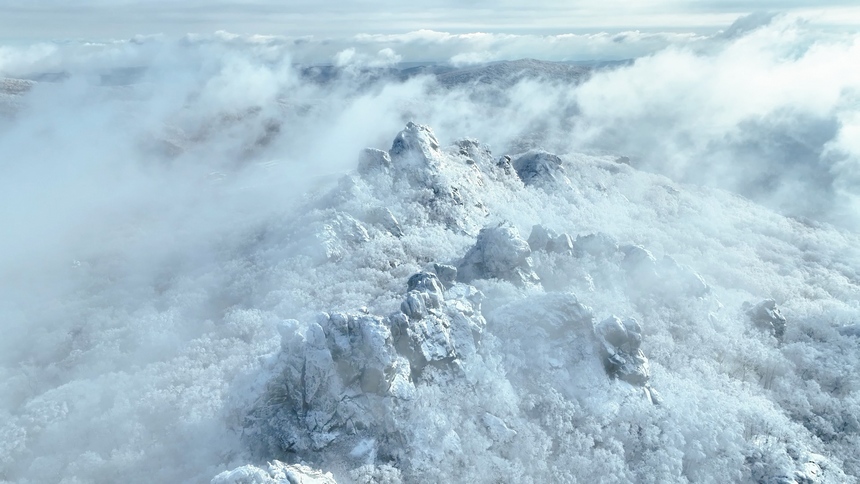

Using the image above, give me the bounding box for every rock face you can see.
[368,207,404,237]
[300,212,370,264]
[454,138,494,170]
[621,244,708,298]
[359,122,487,231]
[392,271,486,373]
[481,412,517,442]
[528,225,575,254]
[457,226,539,286]
[573,232,619,258]
[389,122,445,188]
[250,270,486,458]
[595,316,650,387]
[357,148,392,176]
[487,292,658,404]
[512,151,569,187]
[211,461,336,484]
[744,299,787,339]
[229,124,850,482]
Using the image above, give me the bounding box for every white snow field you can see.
[2,14,860,484]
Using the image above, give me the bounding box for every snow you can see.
[2,17,860,484]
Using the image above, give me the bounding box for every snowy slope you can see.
[201,123,859,483]
[9,117,860,482]
[2,114,859,482]
[2,18,860,483]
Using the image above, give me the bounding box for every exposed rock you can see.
[358,148,392,176]
[300,212,370,264]
[406,272,445,300]
[457,226,539,286]
[528,225,575,254]
[431,263,458,288]
[527,225,558,252]
[368,207,404,237]
[621,245,708,298]
[496,155,515,176]
[392,272,486,373]
[511,151,569,187]
[744,299,787,340]
[573,233,619,258]
[454,138,494,169]
[548,233,574,254]
[384,122,487,231]
[388,122,443,187]
[211,461,337,484]
[595,316,650,386]
[251,272,486,459]
[253,313,407,453]
[481,412,517,442]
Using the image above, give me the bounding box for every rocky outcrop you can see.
[250,270,486,457]
[298,211,370,264]
[527,224,574,254]
[512,151,569,187]
[481,412,517,442]
[211,461,336,484]
[266,314,404,451]
[367,207,404,237]
[454,138,494,170]
[595,316,650,386]
[389,122,445,189]
[621,245,708,298]
[361,122,488,231]
[457,226,539,286]
[744,299,787,340]
[573,232,619,258]
[392,271,486,373]
[429,263,457,288]
[357,148,392,176]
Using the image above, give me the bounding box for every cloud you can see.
[3,12,860,483]
[567,14,860,226]
[0,29,707,79]
[2,0,859,42]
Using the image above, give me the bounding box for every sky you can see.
[1,0,860,44]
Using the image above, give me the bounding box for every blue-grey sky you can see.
[1,1,859,42]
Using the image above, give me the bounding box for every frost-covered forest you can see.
[1,13,860,484]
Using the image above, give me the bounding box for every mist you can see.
[2,12,860,484]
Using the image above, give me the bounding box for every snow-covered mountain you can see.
[2,16,860,483]
[198,122,858,484]
[6,116,859,482]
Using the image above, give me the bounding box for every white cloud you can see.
[3,11,860,483]
[567,14,860,225]
[1,1,859,41]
